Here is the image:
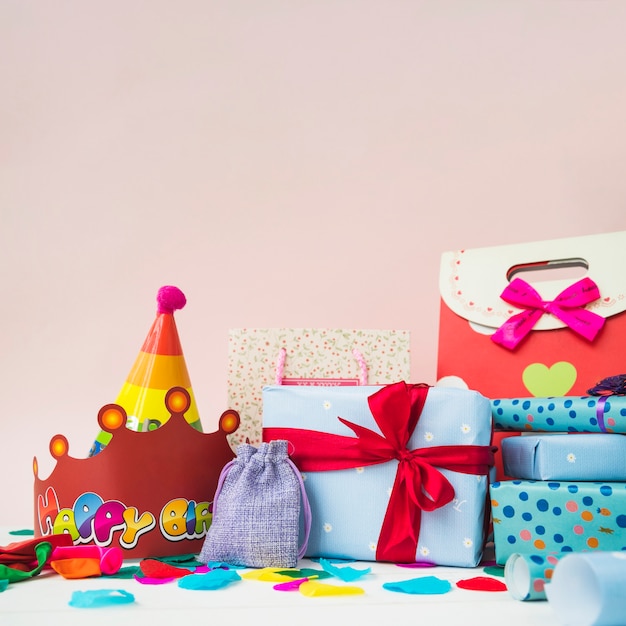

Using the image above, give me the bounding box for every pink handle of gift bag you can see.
[274,347,369,385]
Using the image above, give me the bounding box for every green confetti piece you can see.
[104,565,141,579]
[151,553,201,566]
[8,529,35,536]
[483,565,505,578]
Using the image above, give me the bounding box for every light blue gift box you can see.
[491,395,626,433]
[502,434,626,481]
[262,384,493,567]
[490,479,626,565]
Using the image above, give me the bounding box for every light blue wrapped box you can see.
[491,395,626,433]
[490,479,626,565]
[262,383,493,567]
[502,434,626,481]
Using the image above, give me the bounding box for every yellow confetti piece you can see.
[299,581,365,597]
[241,568,299,582]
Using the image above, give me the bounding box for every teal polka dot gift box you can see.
[490,480,626,565]
[491,395,626,433]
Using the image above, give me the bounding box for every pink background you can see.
[2,1,626,525]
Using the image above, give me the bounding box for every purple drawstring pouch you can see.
[198,439,311,568]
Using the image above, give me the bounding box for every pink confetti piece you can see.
[134,575,179,585]
[274,577,311,591]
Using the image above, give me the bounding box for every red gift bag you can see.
[436,230,626,478]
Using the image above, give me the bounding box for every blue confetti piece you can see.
[383,576,452,595]
[0,579,8,593]
[310,556,356,564]
[69,589,135,608]
[319,558,371,582]
[178,569,241,590]
[206,561,247,570]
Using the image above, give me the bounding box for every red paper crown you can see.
[33,387,239,559]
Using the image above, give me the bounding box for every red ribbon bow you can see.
[263,381,494,563]
[491,277,605,350]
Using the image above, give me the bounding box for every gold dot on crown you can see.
[50,435,69,458]
[98,405,127,432]
[165,387,191,414]
[219,410,240,435]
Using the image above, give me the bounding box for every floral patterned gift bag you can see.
[227,328,411,446]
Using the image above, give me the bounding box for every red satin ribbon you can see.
[491,277,605,350]
[263,381,494,563]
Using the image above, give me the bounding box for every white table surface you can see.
[1,526,560,626]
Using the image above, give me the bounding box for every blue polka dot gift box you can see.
[262,382,495,567]
[502,433,626,481]
[490,479,626,565]
[491,395,626,433]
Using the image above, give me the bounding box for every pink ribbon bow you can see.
[491,277,605,350]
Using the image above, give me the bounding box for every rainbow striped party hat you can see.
[90,285,202,455]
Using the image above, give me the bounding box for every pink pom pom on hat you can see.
[156,285,187,314]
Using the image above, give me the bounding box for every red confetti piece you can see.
[139,559,192,579]
[456,576,507,592]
